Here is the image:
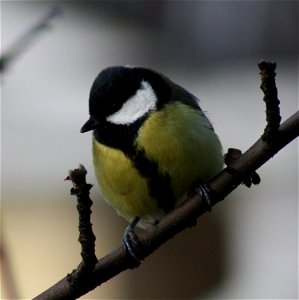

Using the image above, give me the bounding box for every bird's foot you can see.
[122,217,143,267]
[194,183,214,212]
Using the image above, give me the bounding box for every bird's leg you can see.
[122,216,142,265]
[194,183,214,212]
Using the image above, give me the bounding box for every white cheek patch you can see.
[107,80,157,125]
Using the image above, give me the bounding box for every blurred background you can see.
[1,1,298,299]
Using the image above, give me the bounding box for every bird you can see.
[81,66,223,260]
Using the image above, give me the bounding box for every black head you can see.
[80,66,172,152]
[81,66,171,133]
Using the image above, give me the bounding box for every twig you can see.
[258,60,281,144]
[224,148,261,188]
[65,165,97,290]
[0,7,61,73]
[33,62,299,299]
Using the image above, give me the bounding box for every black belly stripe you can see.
[129,147,175,214]
[93,120,175,214]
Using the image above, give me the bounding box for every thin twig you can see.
[0,7,61,73]
[65,165,97,290]
[259,60,281,144]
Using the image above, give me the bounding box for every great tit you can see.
[81,66,223,255]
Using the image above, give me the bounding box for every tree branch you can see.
[0,7,61,73]
[33,62,299,299]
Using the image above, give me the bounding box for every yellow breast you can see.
[92,101,223,225]
[92,138,164,224]
[136,102,223,200]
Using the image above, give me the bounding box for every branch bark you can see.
[33,61,299,299]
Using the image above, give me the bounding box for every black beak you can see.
[80,116,99,133]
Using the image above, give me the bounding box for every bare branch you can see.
[33,61,299,299]
[0,7,61,73]
[34,111,299,300]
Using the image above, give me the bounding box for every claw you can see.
[122,217,142,266]
[195,183,214,212]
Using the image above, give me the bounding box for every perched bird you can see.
[81,66,223,259]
